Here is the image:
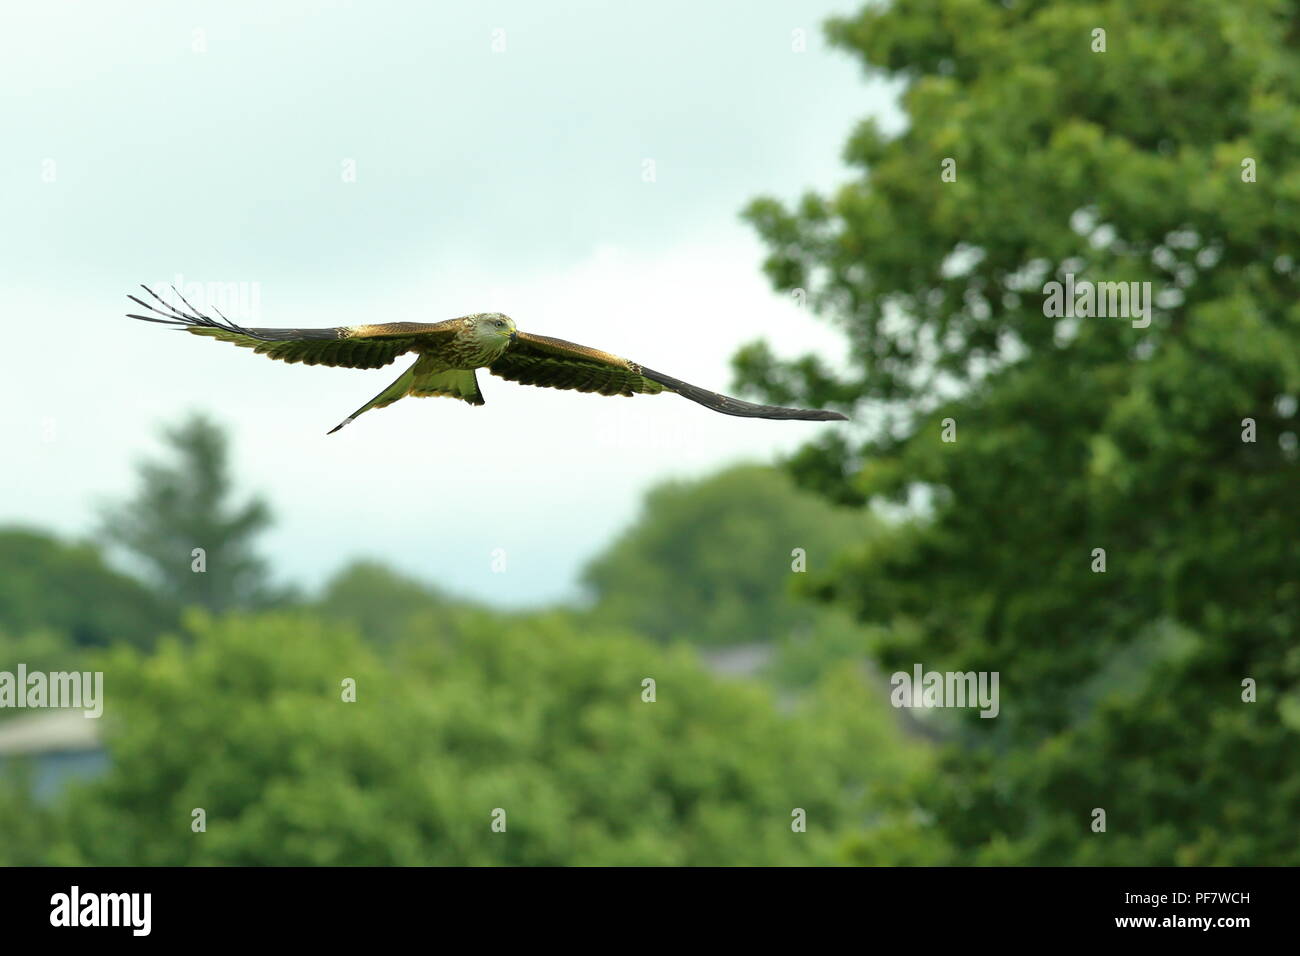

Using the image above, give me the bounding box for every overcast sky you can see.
[2,0,895,606]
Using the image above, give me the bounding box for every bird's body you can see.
[126,285,847,432]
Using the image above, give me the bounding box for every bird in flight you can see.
[126,285,848,433]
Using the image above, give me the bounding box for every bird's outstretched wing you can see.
[126,285,458,369]
[489,332,848,421]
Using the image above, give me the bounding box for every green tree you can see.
[0,761,63,863]
[739,0,1300,864]
[0,528,174,648]
[101,414,285,612]
[20,609,915,866]
[316,560,468,648]
[582,464,875,646]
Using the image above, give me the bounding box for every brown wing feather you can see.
[126,285,458,369]
[488,332,664,396]
[637,365,848,421]
[183,327,429,369]
[491,331,848,421]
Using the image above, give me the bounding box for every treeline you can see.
[0,415,914,866]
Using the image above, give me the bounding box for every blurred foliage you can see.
[582,465,875,646]
[315,560,469,648]
[1,447,926,865]
[739,0,1300,864]
[0,628,82,678]
[2,610,922,866]
[765,608,890,690]
[0,527,175,649]
[0,762,63,864]
[100,413,289,612]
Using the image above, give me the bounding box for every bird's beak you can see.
[509,330,518,343]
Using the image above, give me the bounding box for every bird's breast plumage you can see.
[432,326,512,369]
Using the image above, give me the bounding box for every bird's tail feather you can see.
[327,361,418,434]
[409,366,485,405]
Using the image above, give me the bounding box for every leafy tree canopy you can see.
[13,610,918,866]
[739,0,1300,864]
[582,464,876,646]
[0,527,174,649]
[316,559,476,648]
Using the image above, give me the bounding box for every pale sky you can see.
[2,0,895,605]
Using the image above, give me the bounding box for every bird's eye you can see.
[495,320,505,328]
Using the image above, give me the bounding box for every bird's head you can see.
[469,312,517,346]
